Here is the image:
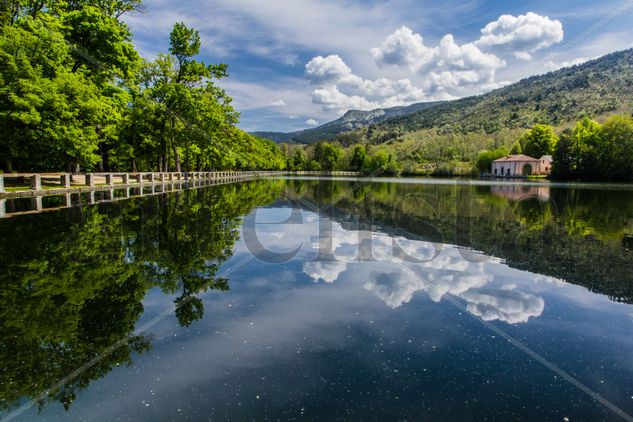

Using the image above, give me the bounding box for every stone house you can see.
[492,154,553,176]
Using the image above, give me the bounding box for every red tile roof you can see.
[493,154,540,163]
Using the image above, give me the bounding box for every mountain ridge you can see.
[252,101,442,144]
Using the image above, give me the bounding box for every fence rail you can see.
[0,170,362,196]
[0,171,363,218]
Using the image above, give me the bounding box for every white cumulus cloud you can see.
[311,85,379,113]
[477,12,564,59]
[369,28,506,97]
[270,99,286,107]
[305,55,354,85]
[304,13,564,117]
[305,118,319,126]
[306,55,427,113]
[437,34,505,71]
[370,25,436,72]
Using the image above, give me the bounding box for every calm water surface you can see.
[1,178,633,421]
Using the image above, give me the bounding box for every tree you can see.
[292,149,307,170]
[366,149,400,175]
[517,124,558,158]
[551,129,575,179]
[349,144,367,171]
[476,147,509,173]
[0,18,103,171]
[598,114,633,180]
[0,7,286,172]
[320,142,343,171]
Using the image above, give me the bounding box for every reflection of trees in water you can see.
[0,180,283,413]
[289,180,633,303]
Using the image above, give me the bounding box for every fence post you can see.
[31,196,42,211]
[105,174,113,186]
[148,173,155,183]
[122,173,129,184]
[85,173,95,187]
[158,173,165,182]
[60,174,71,188]
[0,199,5,217]
[30,174,42,190]
[0,174,4,193]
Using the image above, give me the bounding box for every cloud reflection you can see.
[294,213,545,324]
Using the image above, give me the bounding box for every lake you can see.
[1,177,633,421]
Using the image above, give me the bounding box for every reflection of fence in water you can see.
[0,171,362,218]
[0,174,268,219]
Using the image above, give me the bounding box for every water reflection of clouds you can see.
[250,208,546,324]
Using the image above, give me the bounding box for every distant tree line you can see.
[0,0,286,173]
[281,114,633,181]
[280,142,401,175]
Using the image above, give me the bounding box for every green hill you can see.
[364,48,633,141]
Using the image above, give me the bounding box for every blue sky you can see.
[124,0,633,132]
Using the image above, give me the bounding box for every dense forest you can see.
[0,0,286,173]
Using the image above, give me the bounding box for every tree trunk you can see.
[5,160,13,173]
[164,143,169,172]
[173,146,181,172]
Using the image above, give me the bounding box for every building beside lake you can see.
[492,154,552,176]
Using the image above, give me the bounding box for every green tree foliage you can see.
[320,142,343,171]
[0,18,103,171]
[516,124,558,158]
[304,142,344,171]
[349,144,367,171]
[476,147,509,173]
[0,3,286,172]
[292,148,307,170]
[552,115,633,181]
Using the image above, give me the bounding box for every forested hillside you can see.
[0,1,286,173]
[364,49,633,141]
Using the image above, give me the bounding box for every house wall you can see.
[537,158,553,175]
[492,160,540,176]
